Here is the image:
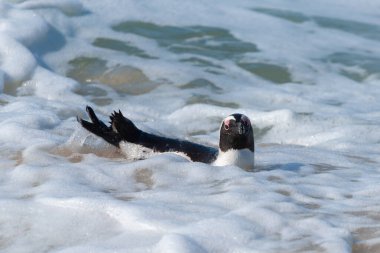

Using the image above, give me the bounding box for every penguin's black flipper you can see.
[86,106,108,129]
[77,106,122,147]
[109,110,141,143]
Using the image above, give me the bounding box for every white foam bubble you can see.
[0,35,37,83]
[0,2,49,45]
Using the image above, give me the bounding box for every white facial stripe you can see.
[223,115,235,127]
[224,115,235,122]
[220,114,252,130]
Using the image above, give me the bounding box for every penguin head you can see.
[219,113,254,152]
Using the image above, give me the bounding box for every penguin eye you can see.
[224,124,229,130]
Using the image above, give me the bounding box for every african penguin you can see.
[77,106,255,170]
[213,113,255,170]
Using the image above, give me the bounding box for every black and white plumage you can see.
[213,113,255,170]
[77,106,255,170]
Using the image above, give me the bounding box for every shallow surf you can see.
[0,0,380,252]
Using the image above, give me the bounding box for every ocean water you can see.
[0,0,380,252]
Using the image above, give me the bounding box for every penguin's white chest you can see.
[213,148,255,171]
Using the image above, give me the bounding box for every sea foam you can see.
[0,0,379,252]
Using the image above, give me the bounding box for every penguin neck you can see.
[213,148,255,171]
